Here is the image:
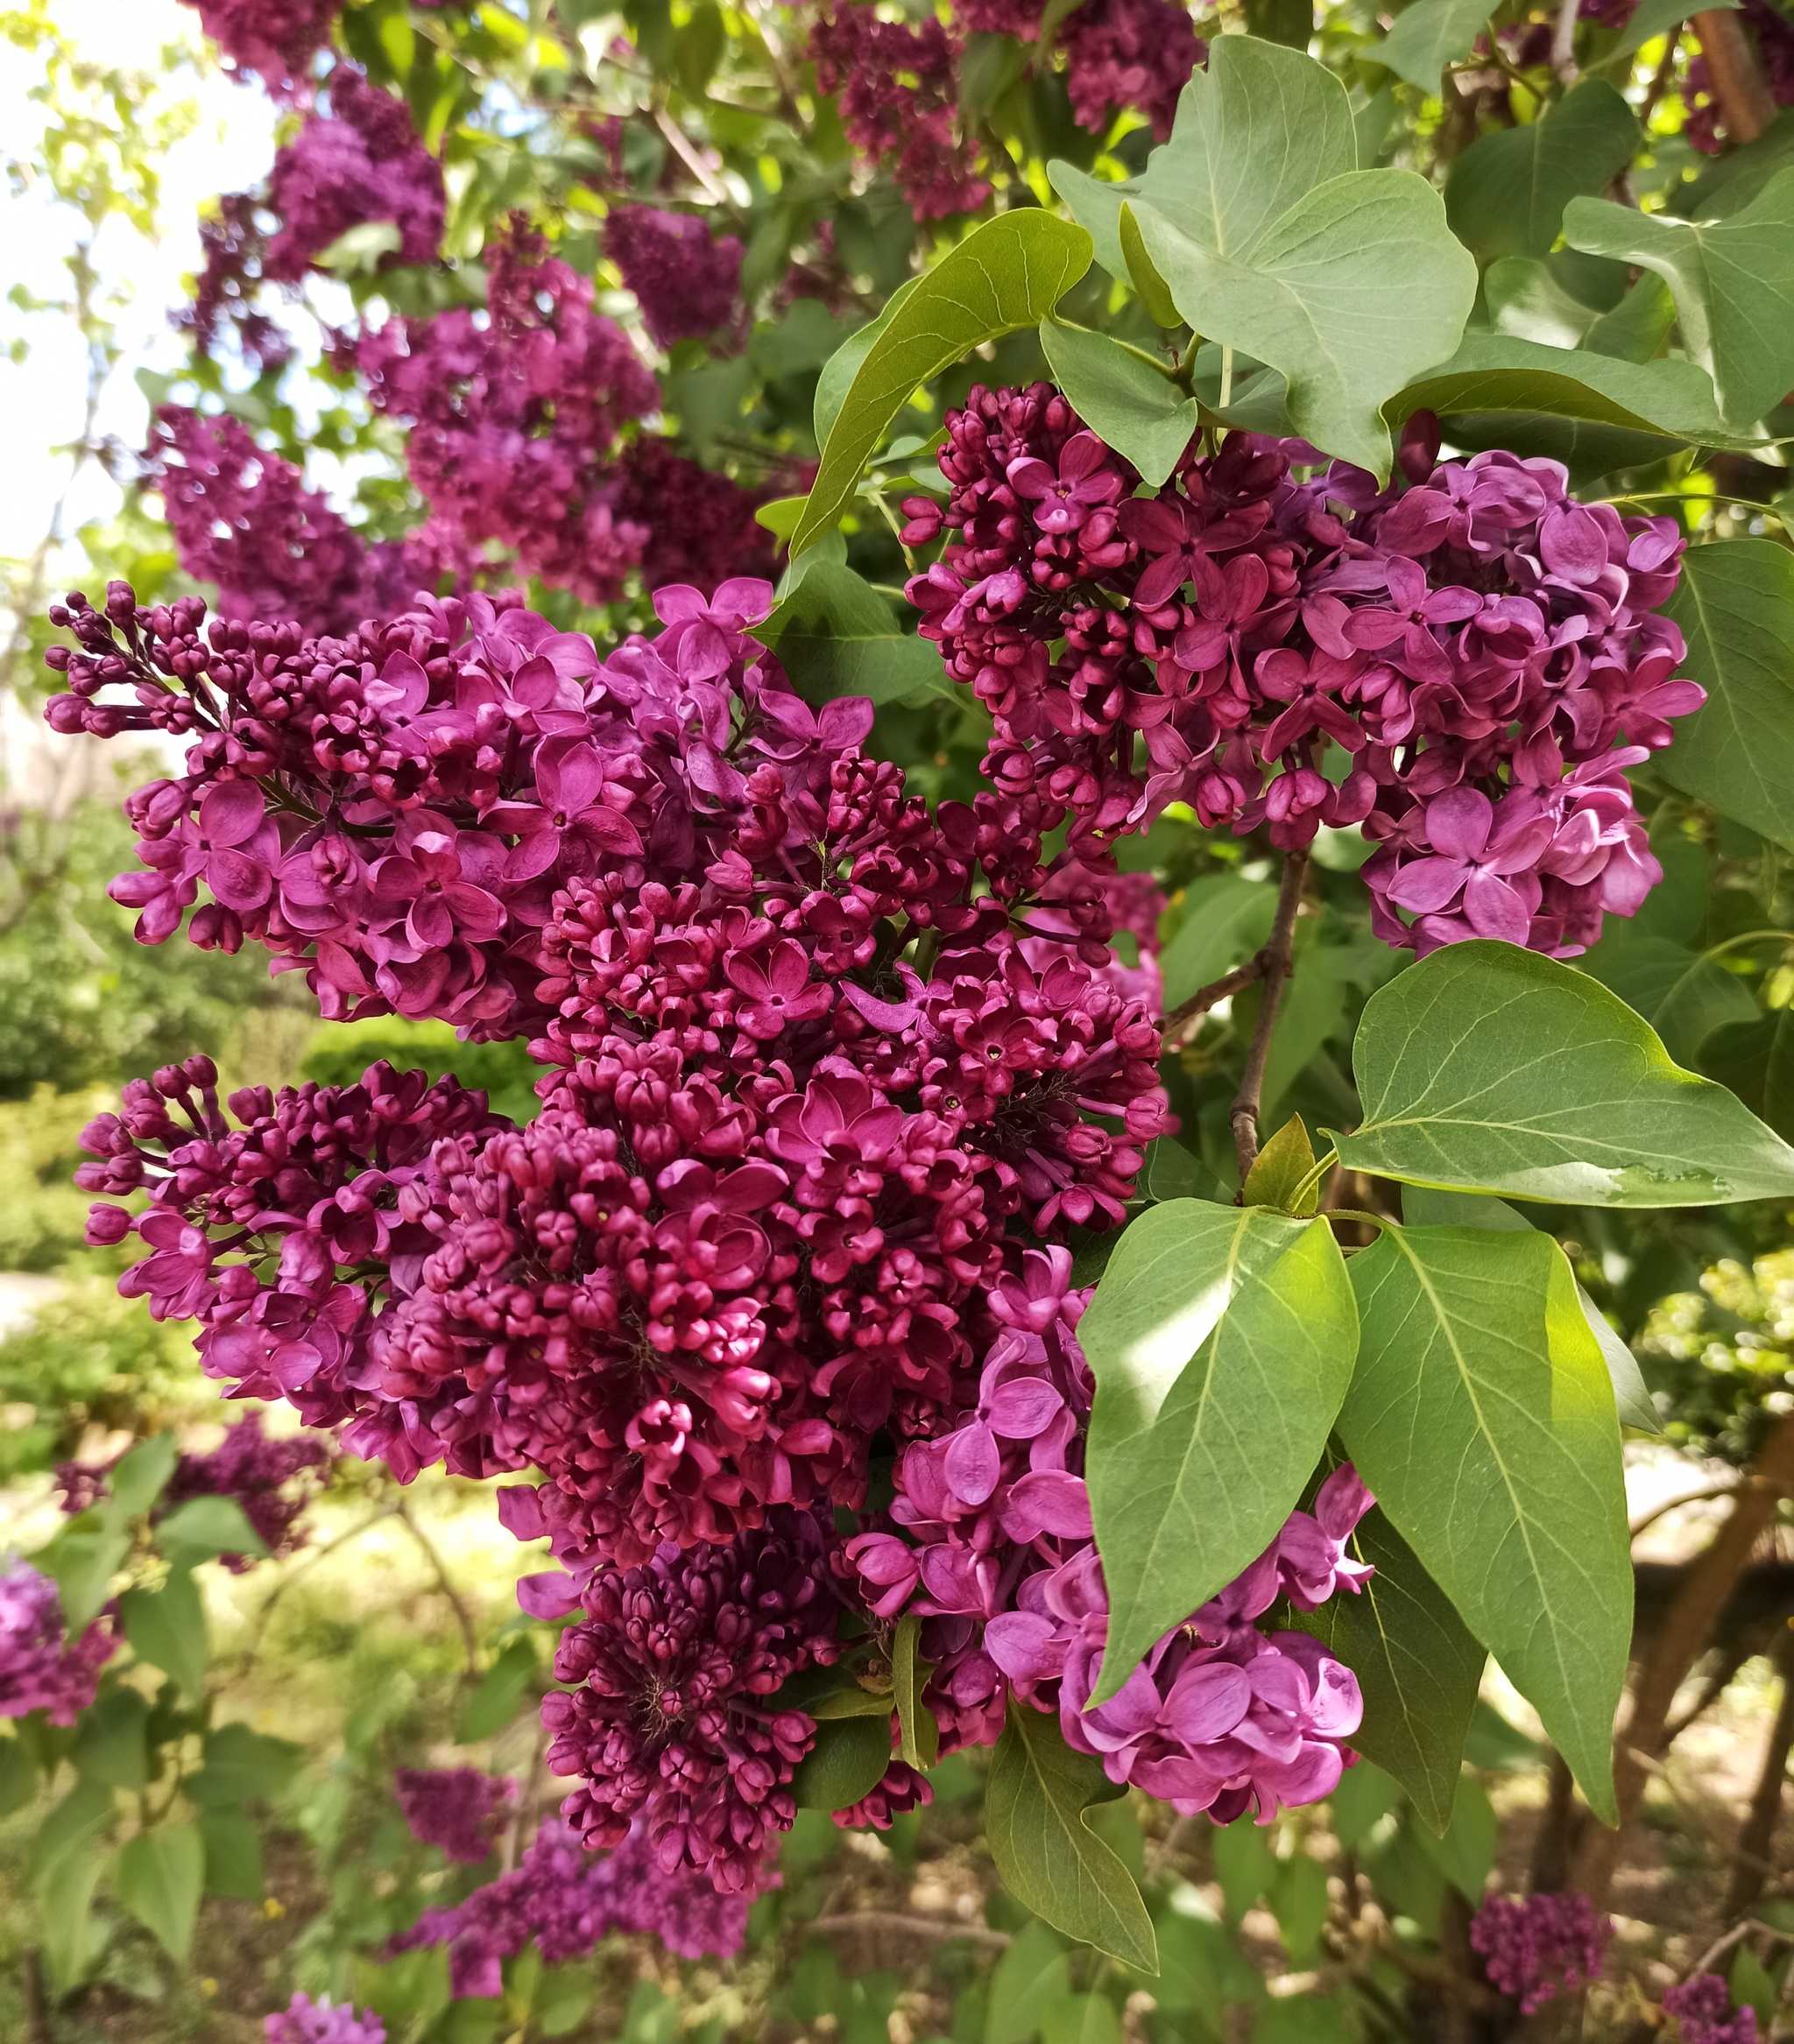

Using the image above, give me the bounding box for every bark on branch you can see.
[1692,8,1779,142]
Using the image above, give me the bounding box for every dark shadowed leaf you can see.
[1038,321,1198,488]
[756,562,948,706]
[792,1713,893,1810]
[1444,82,1638,264]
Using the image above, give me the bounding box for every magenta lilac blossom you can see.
[387,1818,750,1994]
[180,0,343,96]
[1470,1892,1613,2013]
[394,1767,519,1863]
[0,1559,118,1725]
[265,1993,385,2044]
[604,206,744,349]
[263,67,445,281]
[904,387,1699,956]
[1663,1973,1759,2044]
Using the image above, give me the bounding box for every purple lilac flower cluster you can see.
[541,1506,842,1890]
[350,222,661,606]
[262,67,444,282]
[58,1409,330,1571]
[904,390,1700,957]
[1469,1891,1613,2013]
[142,407,458,638]
[387,1818,751,1995]
[180,0,343,96]
[265,1992,385,2044]
[395,1767,519,1863]
[807,11,992,220]
[604,207,745,350]
[0,1558,118,1725]
[57,577,1166,1575]
[954,0,1204,139]
[849,1249,1373,1816]
[1663,1973,1758,2044]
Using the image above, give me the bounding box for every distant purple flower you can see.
[0,1558,117,1725]
[1663,1973,1758,2044]
[180,0,342,95]
[265,1992,385,2044]
[1058,0,1204,139]
[387,1819,750,1995]
[604,206,743,349]
[1470,1892,1612,2013]
[263,68,444,281]
[394,1768,518,1864]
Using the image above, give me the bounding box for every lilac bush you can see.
[0,1557,117,1724]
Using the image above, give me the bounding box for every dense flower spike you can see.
[542,1509,842,1890]
[354,222,660,603]
[0,1558,118,1724]
[613,438,778,596]
[177,192,293,370]
[905,387,1701,956]
[265,1993,386,2044]
[387,1818,751,1995]
[807,9,992,219]
[394,1767,519,1862]
[180,0,342,95]
[604,206,744,349]
[1055,0,1204,138]
[1469,1892,1612,2013]
[143,407,442,636]
[848,1249,1372,1818]
[58,1410,330,1570]
[263,68,445,281]
[1663,1974,1759,2044]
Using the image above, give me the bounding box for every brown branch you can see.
[1692,9,1779,141]
[1727,1624,1794,1914]
[810,1912,1012,1948]
[1229,849,1310,1180]
[1162,956,1268,1047]
[1572,1410,1794,1908]
[21,1949,50,2044]
[1628,1481,1765,1539]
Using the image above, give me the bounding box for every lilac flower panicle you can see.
[604,207,744,349]
[1470,1892,1613,2013]
[181,0,343,95]
[265,1992,386,2044]
[0,1557,118,1725]
[386,1819,749,1995]
[831,1759,934,1830]
[1663,1973,1758,2044]
[394,1766,519,1863]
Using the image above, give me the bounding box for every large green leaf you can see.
[1485,259,1676,363]
[1669,107,1794,222]
[892,1615,940,1770]
[755,562,947,707]
[1289,1500,1485,1836]
[1703,1010,1794,1145]
[1134,169,1475,477]
[813,279,916,448]
[792,213,1091,553]
[1374,0,1491,93]
[1079,1202,1359,1702]
[1444,82,1638,265]
[39,1514,131,1635]
[1331,940,1794,1204]
[1038,321,1198,488]
[1381,333,1740,448]
[39,1839,109,1998]
[1402,1187,1660,1432]
[1565,170,1794,426]
[117,1822,205,1961]
[1657,539,1794,851]
[199,1808,265,1900]
[187,1723,305,1808]
[1337,1225,1630,1822]
[1049,37,1356,281]
[986,1701,1157,1971]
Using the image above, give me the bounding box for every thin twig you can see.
[811,1912,1012,1948]
[1230,849,1310,1180]
[653,107,742,217]
[1551,0,1580,81]
[1687,1916,1794,1981]
[1162,957,1268,1047]
[1628,1481,1760,1539]
[392,1500,482,1677]
[1639,24,1683,122]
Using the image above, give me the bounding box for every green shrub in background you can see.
[299,1018,544,1127]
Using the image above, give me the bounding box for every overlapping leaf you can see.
[1444,82,1639,265]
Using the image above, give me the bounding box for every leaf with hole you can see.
[1079,1201,1358,1702]
[985,1700,1156,1970]
[1332,940,1794,1204]
[1337,1224,1630,1821]
[1565,170,1794,426]
[793,213,1091,553]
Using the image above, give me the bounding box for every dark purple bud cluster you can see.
[1470,1891,1612,2013]
[604,206,745,350]
[394,1766,519,1864]
[905,389,1701,957]
[1663,1973,1758,2044]
[954,0,1204,138]
[0,1558,118,1725]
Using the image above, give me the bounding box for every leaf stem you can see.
[1288,1149,1338,1214]
[1230,848,1310,1181]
